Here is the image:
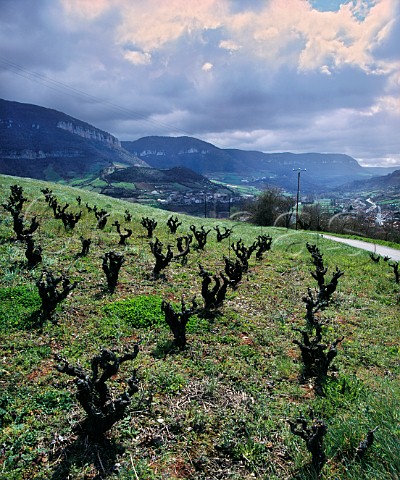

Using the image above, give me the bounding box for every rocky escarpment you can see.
[0,99,148,181]
[57,121,121,148]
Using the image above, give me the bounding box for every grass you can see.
[0,285,41,330]
[103,294,165,328]
[0,173,399,479]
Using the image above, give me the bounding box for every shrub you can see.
[231,238,257,272]
[36,270,77,322]
[150,238,173,275]
[198,264,230,310]
[54,346,140,437]
[95,208,110,229]
[293,324,344,396]
[167,215,182,234]
[190,225,211,250]
[112,220,133,245]
[214,225,232,242]
[102,251,124,293]
[306,242,344,306]
[288,416,327,475]
[161,297,198,349]
[141,217,157,238]
[223,256,244,289]
[24,234,42,268]
[175,234,192,265]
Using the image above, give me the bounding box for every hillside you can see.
[0,174,399,479]
[338,169,400,191]
[106,165,216,191]
[82,165,235,216]
[0,99,147,181]
[122,136,376,192]
[332,169,400,207]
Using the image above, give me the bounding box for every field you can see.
[0,174,399,479]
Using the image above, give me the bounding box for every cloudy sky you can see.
[1,0,399,167]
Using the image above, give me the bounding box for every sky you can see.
[0,0,399,167]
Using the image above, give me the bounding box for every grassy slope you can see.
[0,174,399,480]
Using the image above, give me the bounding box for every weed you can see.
[103,294,164,328]
[149,362,187,394]
[0,285,41,330]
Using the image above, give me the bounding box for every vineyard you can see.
[0,174,399,479]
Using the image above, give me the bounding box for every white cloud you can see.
[361,95,400,116]
[116,0,225,52]
[202,62,214,71]
[60,0,111,20]
[219,39,241,52]
[59,0,398,77]
[320,65,332,75]
[123,50,151,65]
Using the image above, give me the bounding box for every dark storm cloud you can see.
[0,0,399,166]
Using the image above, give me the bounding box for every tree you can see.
[299,204,329,231]
[249,188,294,227]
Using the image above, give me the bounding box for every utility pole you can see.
[293,168,306,230]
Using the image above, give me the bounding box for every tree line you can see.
[247,187,400,243]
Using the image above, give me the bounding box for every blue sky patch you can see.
[309,0,375,20]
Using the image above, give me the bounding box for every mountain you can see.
[363,166,400,176]
[122,136,234,173]
[0,99,147,181]
[122,136,377,192]
[337,169,400,193]
[2,99,396,195]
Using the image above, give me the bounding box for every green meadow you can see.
[0,174,399,479]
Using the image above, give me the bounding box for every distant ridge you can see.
[1,99,397,193]
[337,168,400,192]
[0,99,147,181]
[122,136,380,192]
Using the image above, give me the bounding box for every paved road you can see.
[320,234,400,261]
